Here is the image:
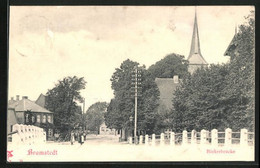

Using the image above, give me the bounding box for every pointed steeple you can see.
[187,8,208,66]
[188,8,201,58]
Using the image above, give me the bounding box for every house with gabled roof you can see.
[8,95,54,140]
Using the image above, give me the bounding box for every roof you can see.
[35,93,46,108]
[155,78,179,109]
[224,33,238,57]
[8,97,53,114]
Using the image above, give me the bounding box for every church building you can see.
[155,9,208,113]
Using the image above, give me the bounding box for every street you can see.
[7,134,254,162]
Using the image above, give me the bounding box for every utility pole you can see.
[131,65,142,144]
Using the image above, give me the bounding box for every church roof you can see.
[155,78,179,109]
[188,9,208,65]
[8,97,52,113]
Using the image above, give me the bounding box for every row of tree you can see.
[172,11,255,132]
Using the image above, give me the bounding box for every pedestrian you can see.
[70,131,75,145]
[83,131,86,141]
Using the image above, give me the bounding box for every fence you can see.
[128,128,254,147]
[8,124,46,146]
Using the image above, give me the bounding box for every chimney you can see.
[173,75,179,84]
[22,96,28,99]
[16,95,20,101]
[11,97,14,101]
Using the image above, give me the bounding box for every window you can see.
[42,115,46,123]
[37,115,41,123]
[47,115,52,123]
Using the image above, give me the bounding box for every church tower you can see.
[187,8,208,74]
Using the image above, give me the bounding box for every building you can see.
[155,9,208,112]
[187,9,208,74]
[7,108,17,135]
[155,75,179,113]
[224,28,239,60]
[8,95,54,140]
[99,122,117,135]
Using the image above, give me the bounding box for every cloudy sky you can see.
[9,6,254,110]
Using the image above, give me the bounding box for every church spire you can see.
[187,7,208,74]
[188,7,202,59]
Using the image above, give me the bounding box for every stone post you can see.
[170,132,175,146]
[129,137,133,144]
[200,129,207,145]
[145,135,149,146]
[191,130,197,145]
[160,133,165,146]
[240,129,248,147]
[225,128,232,146]
[139,135,143,144]
[152,134,156,146]
[182,130,188,145]
[211,129,218,147]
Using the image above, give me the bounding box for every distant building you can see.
[155,9,208,112]
[187,9,208,74]
[99,122,117,135]
[155,75,179,113]
[8,95,54,140]
[224,29,239,60]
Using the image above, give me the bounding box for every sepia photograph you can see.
[7,6,255,162]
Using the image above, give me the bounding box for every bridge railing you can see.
[8,124,46,146]
[128,128,254,147]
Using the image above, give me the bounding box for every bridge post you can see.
[182,130,188,146]
[152,134,155,146]
[200,129,207,145]
[211,129,218,147]
[170,132,175,146]
[139,135,143,144]
[240,129,248,147]
[225,128,232,146]
[160,133,165,146]
[191,130,197,145]
[145,135,149,146]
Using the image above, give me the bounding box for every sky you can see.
[8,6,254,111]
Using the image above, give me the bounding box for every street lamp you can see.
[129,116,133,143]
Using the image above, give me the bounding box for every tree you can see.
[105,59,160,136]
[172,65,229,132]
[171,11,255,132]
[222,11,255,131]
[148,53,189,79]
[84,102,108,134]
[45,76,86,139]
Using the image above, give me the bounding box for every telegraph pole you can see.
[134,67,138,142]
[131,65,142,144]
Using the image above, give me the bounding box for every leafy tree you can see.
[222,11,255,131]
[84,102,108,134]
[171,11,255,132]
[148,53,189,79]
[172,65,229,132]
[106,59,160,136]
[45,76,86,139]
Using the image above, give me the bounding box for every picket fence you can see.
[8,124,46,146]
[128,128,254,147]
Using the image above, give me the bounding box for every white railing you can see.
[128,128,254,147]
[8,124,46,146]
